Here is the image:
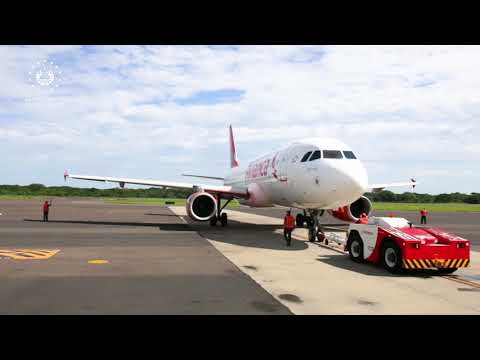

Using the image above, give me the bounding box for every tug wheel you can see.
[347,232,364,263]
[381,240,403,273]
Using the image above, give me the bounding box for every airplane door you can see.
[277,152,289,181]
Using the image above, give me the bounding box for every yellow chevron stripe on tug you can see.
[403,259,470,269]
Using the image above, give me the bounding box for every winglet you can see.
[229,125,239,168]
[64,170,69,181]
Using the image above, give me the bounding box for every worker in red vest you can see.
[283,210,296,247]
[420,208,428,225]
[357,212,369,224]
[43,200,52,222]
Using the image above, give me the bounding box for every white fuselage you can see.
[224,138,368,210]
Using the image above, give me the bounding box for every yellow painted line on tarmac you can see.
[0,249,60,260]
[88,259,109,264]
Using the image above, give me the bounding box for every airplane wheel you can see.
[209,216,217,227]
[348,232,364,263]
[296,214,305,227]
[305,217,313,227]
[317,231,325,243]
[220,213,228,227]
[381,240,403,273]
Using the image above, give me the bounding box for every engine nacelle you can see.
[327,196,373,223]
[186,191,217,221]
[238,182,271,207]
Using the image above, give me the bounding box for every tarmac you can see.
[171,206,480,315]
[0,198,479,314]
[0,198,290,314]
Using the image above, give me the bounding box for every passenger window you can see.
[343,151,357,159]
[309,150,321,161]
[323,150,343,159]
[301,151,312,162]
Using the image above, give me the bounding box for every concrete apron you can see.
[170,206,480,315]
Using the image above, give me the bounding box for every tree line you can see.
[364,191,480,204]
[1,184,479,204]
[0,184,192,199]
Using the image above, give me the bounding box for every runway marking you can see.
[0,249,60,260]
[88,259,109,264]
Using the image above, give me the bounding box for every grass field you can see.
[0,195,47,200]
[372,202,480,213]
[1,195,479,212]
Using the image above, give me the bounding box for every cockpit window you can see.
[323,150,343,159]
[343,151,357,159]
[309,150,321,161]
[301,151,312,162]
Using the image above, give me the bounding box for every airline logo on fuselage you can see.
[245,152,285,182]
[246,158,271,179]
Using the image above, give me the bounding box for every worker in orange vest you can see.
[357,212,369,224]
[43,200,52,222]
[420,208,428,225]
[283,210,296,247]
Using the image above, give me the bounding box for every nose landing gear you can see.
[306,209,327,244]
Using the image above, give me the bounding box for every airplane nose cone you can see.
[324,161,368,204]
[345,164,368,198]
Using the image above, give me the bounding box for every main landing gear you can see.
[297,209,327,244]
[209,196,231,227]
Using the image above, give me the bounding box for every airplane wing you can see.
[64,171,248,198]
[181,174,225,181]
[368,178,418,193]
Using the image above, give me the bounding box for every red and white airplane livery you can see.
[65,125,417,242]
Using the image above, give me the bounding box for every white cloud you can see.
[0,45,479,193]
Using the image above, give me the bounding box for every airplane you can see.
[64,125,417,242]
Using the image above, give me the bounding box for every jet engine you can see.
[186,191,217,221]
[327,196,373,223]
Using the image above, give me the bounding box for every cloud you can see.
[0,45,479,194]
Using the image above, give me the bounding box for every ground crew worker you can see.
[43,200,52,222]
[420,208,428,225]
[357,212,369,224]
[283,210,296,247]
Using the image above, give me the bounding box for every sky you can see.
[0,45,479,194]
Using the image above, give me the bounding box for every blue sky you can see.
[0,45,479,194]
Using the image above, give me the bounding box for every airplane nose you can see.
[325,162,368,202]
[344,163,368,198]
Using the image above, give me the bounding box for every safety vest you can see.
[284,215,295,230]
